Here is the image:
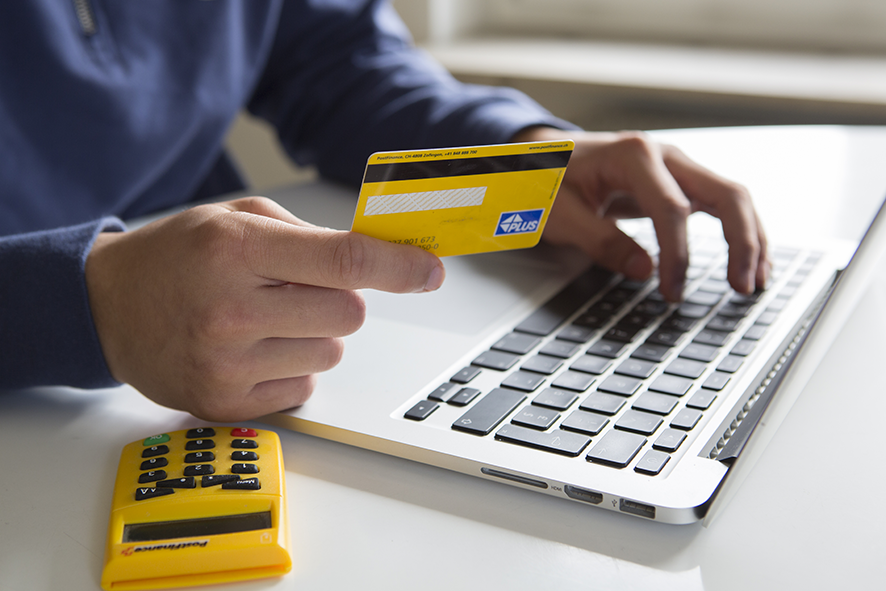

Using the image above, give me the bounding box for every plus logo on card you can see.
[495,209,544,236]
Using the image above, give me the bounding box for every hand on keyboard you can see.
[511,127,771,302]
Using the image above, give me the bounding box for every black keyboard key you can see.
[231,439,259,449]
[142,445,169,458]
[632,392,679,415]
[635,450,671,475]
[492,333,542,355]
[586,339,628,359]
[676,303,711,319]
[156,477,196,489]
[615,410,663,435]
[139,457,168,471]
[495,425,590,457]
[404,400,439,420]
[717,354,744,373]
[597,375,642,396]
[451,366,482,384]
[645,329,684,348]
[687,390,717,410]
[138,470,167,484]
[556,325,596,343]
[135,487,175,501]
[660,315,698,333]
[693,330,730,347]
[201,474,240,487]
[648,375,693,396]
[652,428,687,452]
[428,382,460,402]
[570,354,612,375]
[631,343,671,363]
[702,372,731,391]
[532,388,579,410]
[186,428,216,439]
[222,477,261,491]
[603,326,642,343]
[743,324,768,341]
[680,343,719,363]
[614,359,657,379]
[231,463,259,474]
[185,439,215,451]
[514,266,614,336]
[617,312,655,330]
[731,339,757,356]
[718,303,752,318]
[560,410,609,436]
[539,340,581,359]
[521,355,563,375]
[511,406,560,430]
[634,299,669,316]
[671,408,703,430]
[471,350,519,371]
[501,371,546,392]
[183,464,215,477]
[707,315,740,332]
[184,451,215,463]
[587,431,647,467]
[755,311,778,326]
[551,371,595,392]
[579,392,626,415]
[686,291,723,306]
[449,388,481,406]
[232,451,258,462]
[664,358,706,379]
[452,388,526,435]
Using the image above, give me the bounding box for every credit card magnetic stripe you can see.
[363,150,573,183]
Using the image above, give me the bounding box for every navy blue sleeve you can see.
[0,218,125,390]
[247,0,578,187]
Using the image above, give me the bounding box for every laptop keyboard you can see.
[403,231,821,475]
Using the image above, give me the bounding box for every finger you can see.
[243,336,345,384]
[235,214,445,294]
[545,189,654,281]
[612,140,691,301]
[196,375,318,422]
[663,147,766,294]
[245,284,367,339]
[222,196,316,228]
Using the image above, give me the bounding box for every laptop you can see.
[258,147,886,525]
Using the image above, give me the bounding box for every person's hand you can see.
[513,127,769,301]
[85,197,445,421]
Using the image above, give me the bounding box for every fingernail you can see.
[422,265,445,292]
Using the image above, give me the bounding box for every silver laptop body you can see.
[260,162,884,526]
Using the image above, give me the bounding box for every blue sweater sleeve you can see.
[247,0,579,187]
[0,219,125,390]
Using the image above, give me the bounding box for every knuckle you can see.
[327,233,367,289]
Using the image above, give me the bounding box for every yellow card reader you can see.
[101,427,291,590]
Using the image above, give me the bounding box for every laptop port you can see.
[619,498,656,519]
[480,467,548,489]
[564,485,603,504]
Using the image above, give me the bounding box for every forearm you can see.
[0,218,125,390]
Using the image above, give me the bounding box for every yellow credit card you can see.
[351,140,574,257]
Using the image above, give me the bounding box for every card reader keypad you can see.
[134,428,264,501]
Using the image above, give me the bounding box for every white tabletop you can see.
[3,126,886,590]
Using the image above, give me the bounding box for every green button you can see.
[143,433,171,446]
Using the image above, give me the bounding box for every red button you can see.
[231,428,258,437]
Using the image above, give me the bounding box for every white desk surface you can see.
[3,126,886,590]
